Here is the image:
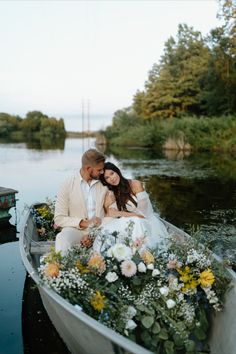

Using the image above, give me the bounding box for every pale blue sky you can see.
[0,0,220,121]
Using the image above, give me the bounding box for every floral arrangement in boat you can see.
[30,199,61,241]
[39,225,230,354]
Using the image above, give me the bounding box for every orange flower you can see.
[88,252,106,275]
[141,250,154,265]
[44,263,60,278]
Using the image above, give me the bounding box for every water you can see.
[0,139,235,354]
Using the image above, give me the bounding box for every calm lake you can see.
[0,138,235,354]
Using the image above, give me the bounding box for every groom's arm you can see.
[54,178,84,229]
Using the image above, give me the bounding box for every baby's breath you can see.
[37,216,230,354]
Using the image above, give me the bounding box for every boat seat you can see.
[30,241,55,254]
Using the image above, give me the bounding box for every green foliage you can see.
[0,111,66,140]
[0,113,22,136]
[132,24,211,119]
[39,231,231,354]
[130,2,236,119]
[22,111,66,138]
[105,111,236,152]
[105,1,236,151]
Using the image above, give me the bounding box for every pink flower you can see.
[167,259,181,270]
[133,236,145,248]
[121,260,137,277]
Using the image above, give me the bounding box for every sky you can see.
[0,0,220,128]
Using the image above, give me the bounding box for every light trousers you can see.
[55,227,86,256]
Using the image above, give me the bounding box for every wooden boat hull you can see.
[20,208,236,354]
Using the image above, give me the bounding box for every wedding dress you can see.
[93,191,169,253]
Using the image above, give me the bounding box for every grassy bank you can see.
[104,115,236,153]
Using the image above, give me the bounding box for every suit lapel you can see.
[75,176,88,217]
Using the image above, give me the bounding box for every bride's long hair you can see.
[100,162,137,211]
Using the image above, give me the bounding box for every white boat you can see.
[19,206,236,354]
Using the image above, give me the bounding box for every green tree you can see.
[200,0,236,115]
[133,24,210,119]
[201,28,236,115]
[22,111,48,136]
[0,113,22,136]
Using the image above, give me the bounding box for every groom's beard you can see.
[89,172,100,180]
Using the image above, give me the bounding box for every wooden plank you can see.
[31,241,55,254]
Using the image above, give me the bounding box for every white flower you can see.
[186,255,195,263]
[107,247,113,258]
[152,268,160,277]
[127,306,137,318]
[166,299,176,309]
[125,319,137,330]
[160,286,169,296]
[138,262,146,273]
[121,260,137,277]
[108,243,132,261]
[147,263,154,270]
[105,271,118,283]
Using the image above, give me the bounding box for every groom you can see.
[54,148,107,255]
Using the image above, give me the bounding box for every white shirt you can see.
[80,177,99,219]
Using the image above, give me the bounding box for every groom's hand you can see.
[89,216,102,227]
[80,235,93,248]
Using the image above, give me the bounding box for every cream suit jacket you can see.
[54,172,108,229]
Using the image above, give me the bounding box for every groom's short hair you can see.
[82,149,105,167]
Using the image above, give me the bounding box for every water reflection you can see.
[25,137,65,150]
[0,222,18,244]
[163,149,191,160]
[142,176,236,228]
[22,276,69,354]
[105,145,236,262]
[0,137,65,151]
[0,138,235,354]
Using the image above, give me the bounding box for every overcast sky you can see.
[0,0,220,120]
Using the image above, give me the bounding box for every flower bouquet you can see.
[39,226,230,354]
[30,199,61,240]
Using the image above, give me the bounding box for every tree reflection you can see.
[0,136,65,150]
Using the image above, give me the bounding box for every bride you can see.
[93,162,169,253]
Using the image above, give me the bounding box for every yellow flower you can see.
[88,252,106,275]
[90,291,105,312]
[44,263,60,278]
[141,250,154,265]
[178,266,191,283]
[199,269,215,287]
[37,206,50,219]
[189,278,199,289]
[76,260,90,274]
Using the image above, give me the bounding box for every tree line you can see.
[104,0,236,152]
[0,111,66,139]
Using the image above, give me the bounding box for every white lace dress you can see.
[93,191,169,253]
